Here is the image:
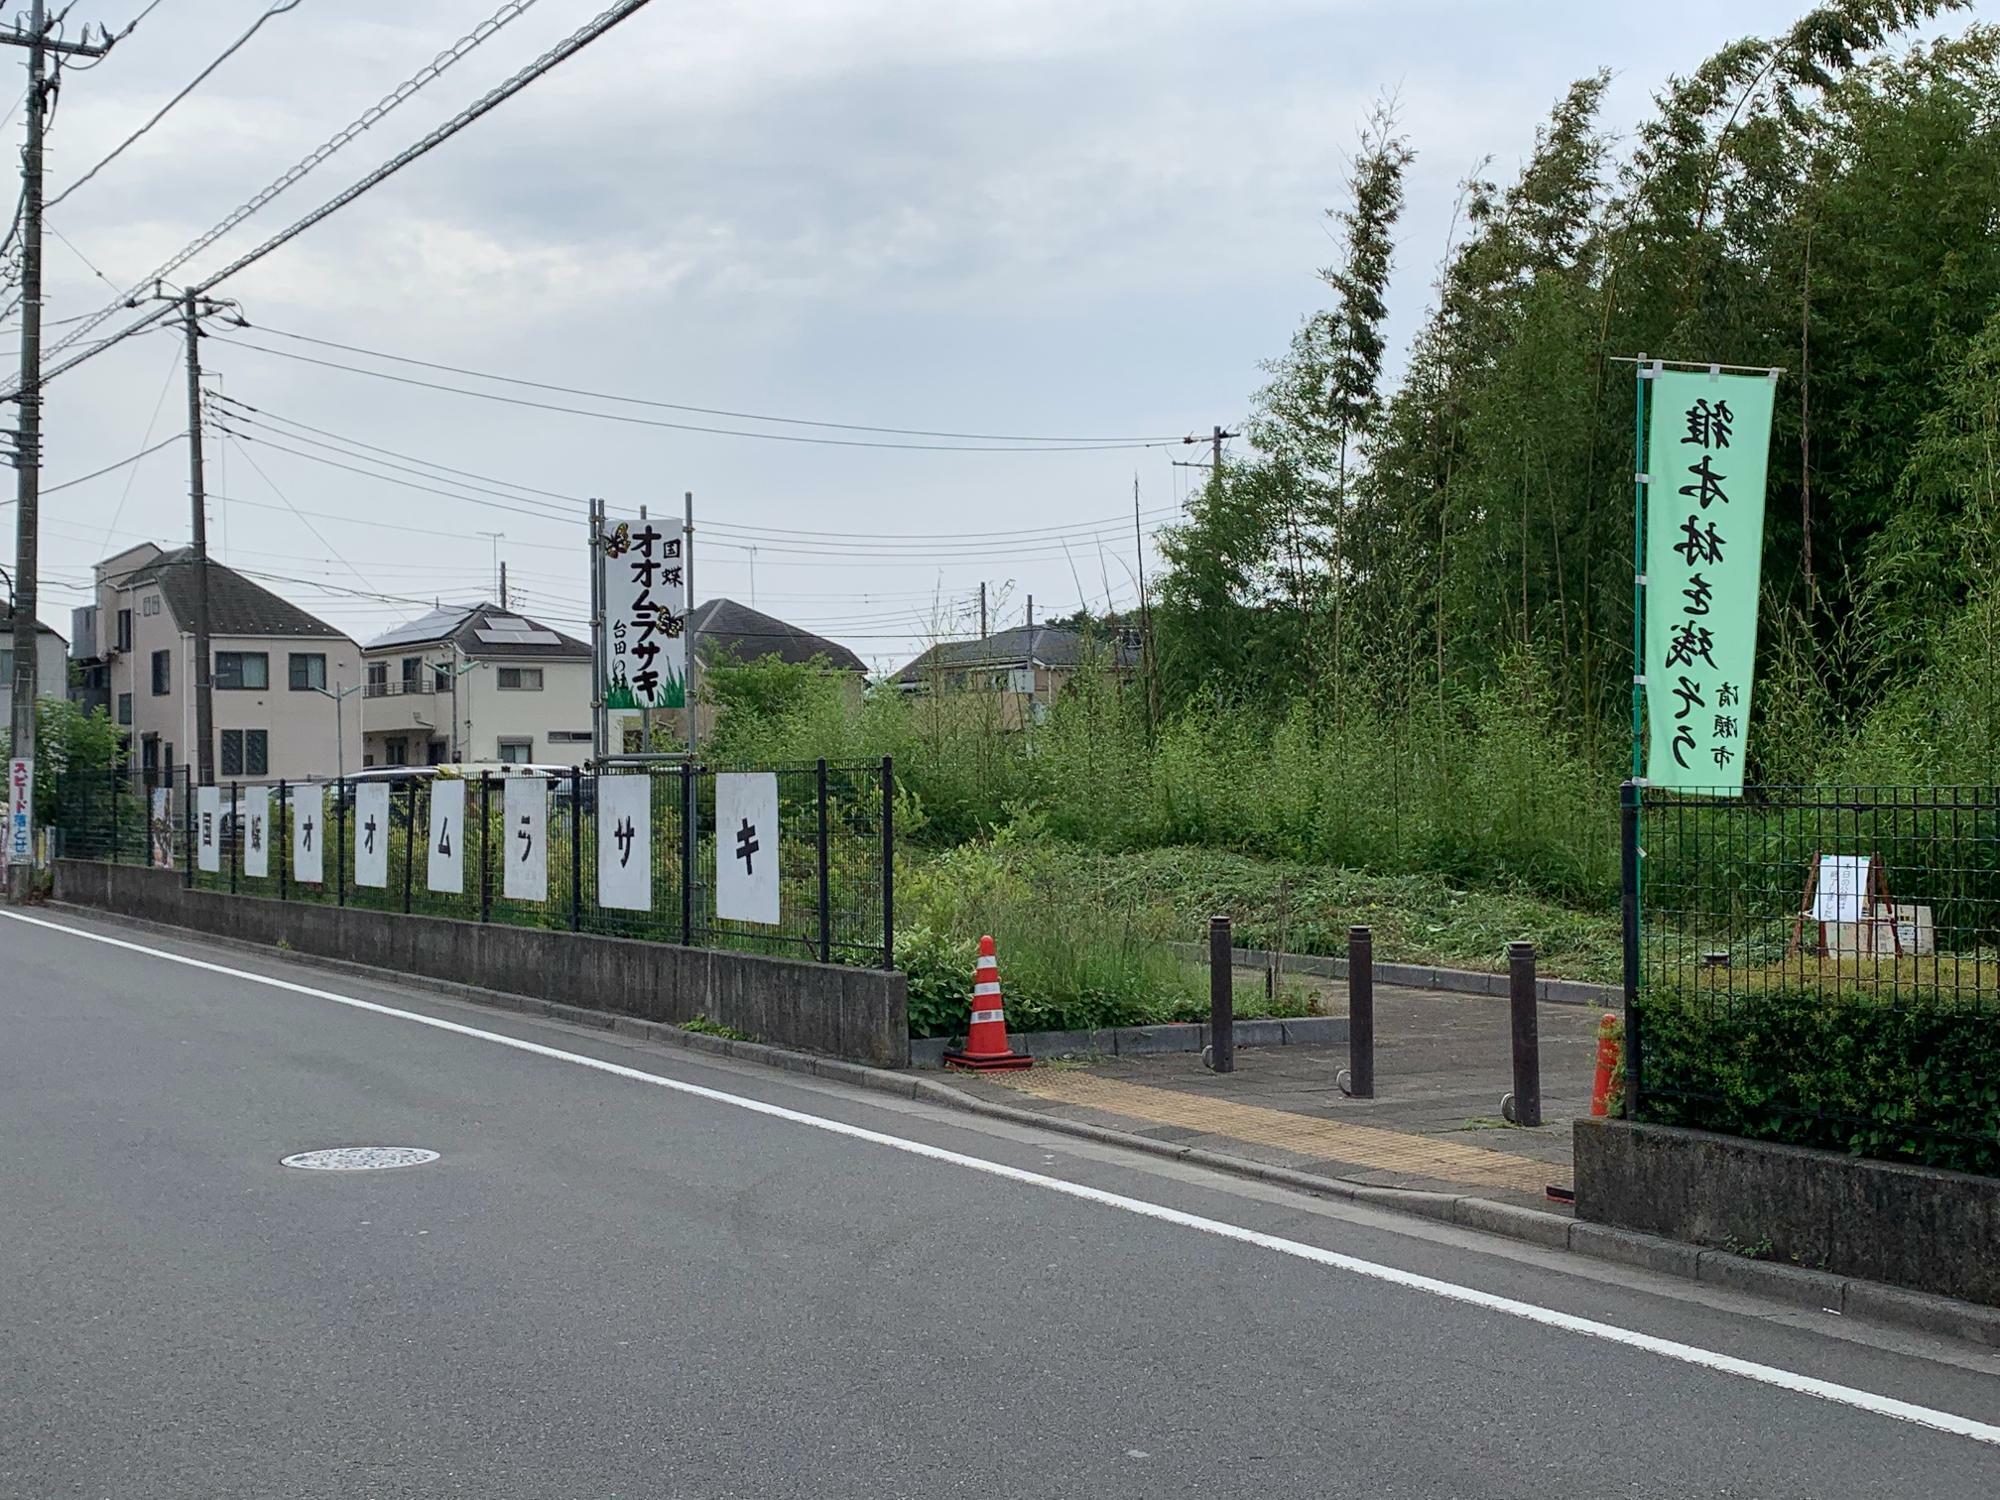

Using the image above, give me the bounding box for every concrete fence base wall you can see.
[1574,1116,2000,1308]
[51,862,909,1068]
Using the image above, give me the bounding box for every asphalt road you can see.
[5,907,1999,1499]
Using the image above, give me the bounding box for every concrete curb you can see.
[43,902,1999,1350]
[908,1015,1346,1067]
[1175,941,1618,1009]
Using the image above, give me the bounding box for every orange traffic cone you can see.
[942,934,1033,1072]
[1590,1012,1622,1117]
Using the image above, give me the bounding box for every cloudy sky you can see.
[4,0,1892,673]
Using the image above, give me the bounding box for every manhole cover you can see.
[281,1146,439,1171]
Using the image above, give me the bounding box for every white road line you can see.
[8,907,1998,1448]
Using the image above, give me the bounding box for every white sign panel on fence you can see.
[504,775,548,902]
[293,785,324,885]
[243,785,270,878]
[715,771,780,926]
[597,515,688,713]
[150,786,174,869]
[428,777,465,894]
[6,757,30,867]
[196,785,221,873]
[354,782,390,888]
[597,773,651,912]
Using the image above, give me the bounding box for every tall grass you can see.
[708,649,1622,906]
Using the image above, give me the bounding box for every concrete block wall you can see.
[52,861,908,1067]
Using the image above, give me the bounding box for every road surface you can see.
[4,906,1998,1498]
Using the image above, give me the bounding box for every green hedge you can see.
[1635,987,2000,1176]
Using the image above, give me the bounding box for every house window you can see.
[497,739,532,764]
[366,661,387,696]
[289,652,326,691]
[432,662,453,693]
[215,651,269,690]
[162,743,173,781]
[548,730,592,744]
[496,666,543,691]
[141,594,162,617]
[401,656,421,691]
[386,737,409,766]
[220,729,270,778]
[151,649,171,695]
[141,735,158,774]
[116,609,132,652]
[117,692,132,726]
[427,739,448,765]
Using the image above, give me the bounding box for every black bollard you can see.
[1506,940,1542,1127]
[1346,925,1374,1098]
[1208,916,1235,1073]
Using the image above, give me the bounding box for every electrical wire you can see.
[48,0,305,208]
[212,336,1183,454]
[24,0,553,380]
[216,393,1181,542]
[0,430,182,502]
[209,393,585,503]
[244,323,1193,445]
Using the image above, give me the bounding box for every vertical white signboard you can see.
[504,775,547,902]
[428,777,465,894]
[597,773,651,912]
[293,785,324,885]
[242,785,270,878]
[6,757,30,868]
[150,786,174,869]
[196,785,221,873]
[715,772,780,926]
[597,515,688,713]
[354,781,390,888]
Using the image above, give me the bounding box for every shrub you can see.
[1636,986,2000,1176]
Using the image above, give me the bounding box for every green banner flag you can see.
[1643,367,1776,796]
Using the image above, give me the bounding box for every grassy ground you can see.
[982,840,1623,984]
[895,837,1622,1038]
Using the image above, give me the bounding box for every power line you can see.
[215,391,1184,542]
[223,428,372,594]
[0,430,180,503]
[212,335,1183,453]
[23,0,554,381]
[48,0,305,209]
[209,393,585,503]
[245,323,1191,445]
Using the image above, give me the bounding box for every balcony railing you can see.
[363,680,437,700]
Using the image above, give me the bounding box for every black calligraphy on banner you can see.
[600,515,688,711]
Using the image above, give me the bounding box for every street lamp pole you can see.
[310,681,361,782]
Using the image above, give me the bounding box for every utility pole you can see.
[1171,425,1238,511]
[1136,473,1159,729]
[3,4,109,889]
[978,581,987,639]
[499,560,508,611]
[146,288,228,786]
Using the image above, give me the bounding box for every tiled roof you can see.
[893,623,1139,683]
[121,548,347,640]
[364,602,589,659]
[691,598,867,674]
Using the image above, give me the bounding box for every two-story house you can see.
[360,603,592,767]
[74,543,361,785]
[892,621,1140,729]
[1,602,69,732]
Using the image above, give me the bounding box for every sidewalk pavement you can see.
[943,977,1612,1213]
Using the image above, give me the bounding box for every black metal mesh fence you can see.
[49,760,895,968]
[1630,783,2000,1174]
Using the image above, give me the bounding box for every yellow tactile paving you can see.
[993,1071,1560,1194]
